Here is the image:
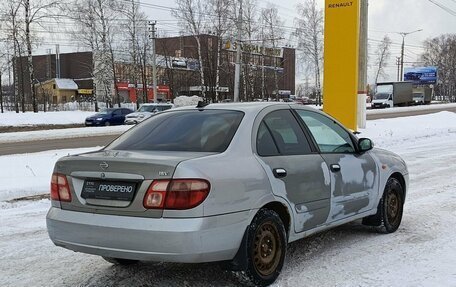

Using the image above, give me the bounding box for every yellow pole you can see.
[323,0,360,131]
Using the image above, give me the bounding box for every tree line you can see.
[0,0,326,112]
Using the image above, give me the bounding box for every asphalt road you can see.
[0,135,119,156]
[0,105,455,156]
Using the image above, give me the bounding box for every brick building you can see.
[17,34,295,106]
[16,51,93,101]
[155,34,295,101]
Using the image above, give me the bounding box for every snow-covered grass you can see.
[366,102,456,115]
[0,111,95,126]
[0,111,455,286]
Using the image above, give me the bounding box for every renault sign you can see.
[323,0,360,131]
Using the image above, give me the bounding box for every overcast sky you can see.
[40,0,456,85]
[143,0,456,84]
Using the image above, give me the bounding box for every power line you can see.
[427,0,456,16]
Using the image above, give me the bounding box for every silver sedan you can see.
[47,102,408,286]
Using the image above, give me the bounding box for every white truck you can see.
[372,82,414,109]
[412,87,432,105]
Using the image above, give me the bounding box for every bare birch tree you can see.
[242,0,259,101]
[207,0,232,101]
[421,34,456,102]
[374,35,391,84]
[64,0,120,110]
[174,0,208,97]
[261,4,284,100]
[121,0,150,106]
[1,0,23,112]
[21,0,57,112]
[294,0,323,105]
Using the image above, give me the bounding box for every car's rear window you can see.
[106,110,244,152]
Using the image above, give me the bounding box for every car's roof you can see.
[173,102,319,114]
[141,103,173,106]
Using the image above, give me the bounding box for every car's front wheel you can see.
[102,257,138,265]
[363,177,404,233]
[244,209,286,286]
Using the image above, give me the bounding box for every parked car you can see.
[85,108,133,126]
[124,103,174,124]
[47,103,408,286]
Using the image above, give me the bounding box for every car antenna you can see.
[196,100,209,109]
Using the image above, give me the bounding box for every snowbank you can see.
[366,102,456,115]
[360,111,456,150]
[173,95,203,107]
[0,111,94,126]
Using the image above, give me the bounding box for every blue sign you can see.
[404,66,438,84]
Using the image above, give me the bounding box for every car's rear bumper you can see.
[85,120,103,126]
[46,207,250,263]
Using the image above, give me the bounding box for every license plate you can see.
[81,180,137,201]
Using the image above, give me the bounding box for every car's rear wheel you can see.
[244,209,286,286]
[363,177,404,233]
[102,257,138,265]
[104,121,111,126]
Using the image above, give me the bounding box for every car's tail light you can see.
[143,180,168,209]
[50,173,72,202]
[143,179,210,210]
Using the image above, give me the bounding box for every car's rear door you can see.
[255,107,331,233]
[294,109,379,222]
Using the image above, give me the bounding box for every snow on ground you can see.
[359,111,456,149]
[0,111,95,126]
[0,147,100,202]
[0,112,455,286]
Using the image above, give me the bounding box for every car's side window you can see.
[257,122,280,156]
[296,110,355,153]
[257,110,312,156]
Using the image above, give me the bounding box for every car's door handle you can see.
[330,164,341,172]
[273,168,287,178]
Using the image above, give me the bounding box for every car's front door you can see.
[255,108,331,233]
[295,109,379,222]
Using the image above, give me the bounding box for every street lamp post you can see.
[398,29,423,81]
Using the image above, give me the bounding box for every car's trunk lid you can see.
[56,150,214,218]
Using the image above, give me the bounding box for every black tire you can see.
[102,257,139,265]
[363,177,404,233]
[104,121,111,126]
[244,209,287,286]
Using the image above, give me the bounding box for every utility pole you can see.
[0,69,3,113]
[398,29,422,81]
[56,44,60,78]
[396,57,401,81]
[233,0,243,102]
[357,0,368,129]
[149,21,158,103]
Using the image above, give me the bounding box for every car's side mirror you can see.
[358,138,374,152]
